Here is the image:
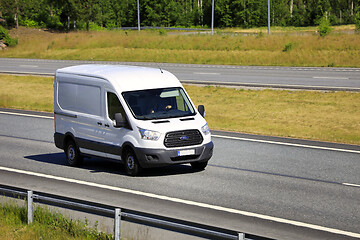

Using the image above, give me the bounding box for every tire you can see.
[191,161,208,171]
[124,150,142,176]
[65,140,83,167]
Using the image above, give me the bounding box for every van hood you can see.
[133,113,208,134]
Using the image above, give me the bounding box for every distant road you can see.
[0,58,360,91]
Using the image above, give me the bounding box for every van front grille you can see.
[164,129,203,148]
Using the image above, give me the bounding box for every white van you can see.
[54,65,213,176]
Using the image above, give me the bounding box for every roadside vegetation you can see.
[0,201,112,240]
[0,26,18,47]
[0,0,358,31]
[1,26,360,67]
[1,74,359,145]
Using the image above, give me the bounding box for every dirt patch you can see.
[8,27,58,40]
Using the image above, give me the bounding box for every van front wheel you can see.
[124,150,142,176]
[65,140,83,167]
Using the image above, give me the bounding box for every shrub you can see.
[283,42,293,52]
[159,28,167,36]
[0,25,8,39]
[355,10,360,34]
[0,25,18,47]
[46,15,63,29]
[256,31,264,38]
[21,19,38,27]
[4,35,18,47]
[318,15,332,37]
[105,20,117,30]
[89,22,104,31]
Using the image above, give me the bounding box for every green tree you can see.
[216,0,233,27]
[355,6,360,33]
[0,0,359,30]
[0,0,20,28]
[308,0,332,25]
[271,0,291,26]
[230,0,246,27]
[69,0,101,31]
[290,0,307,26]
[164,1,182,27]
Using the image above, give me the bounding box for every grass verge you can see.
[0,74,359,145]
[0,201,112,240]
[1,26,360,67]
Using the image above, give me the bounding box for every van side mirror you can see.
[114,113,126,128]
[198,105,205,118]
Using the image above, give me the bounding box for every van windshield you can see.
[122,87,195,120]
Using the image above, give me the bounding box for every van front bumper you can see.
[134,141,214,168]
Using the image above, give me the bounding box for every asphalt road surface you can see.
[0,108,359,239]
[0,58,360,91]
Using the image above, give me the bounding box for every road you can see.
[0,58,360,91]
[0,108,359,239]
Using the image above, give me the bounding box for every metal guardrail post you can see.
[114,208,121,240]
[238,232,245,240]
[27,190,33,224]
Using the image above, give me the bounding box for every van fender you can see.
[63,132,77,148]
[120,141,136,158]
[54,131,75,150]
[120,133,140,148]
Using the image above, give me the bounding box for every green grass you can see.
[1,26,360,67]
[1,74,359,145]
[224,24,356,34]
[0,201,112,240]
[0,74,53,112]
[188,85,360,145]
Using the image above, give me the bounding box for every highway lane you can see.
[0,110,360,239]
[0,58,360,91]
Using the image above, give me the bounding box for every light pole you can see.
[267,0,270,34]
[137,0,140,31]
[211,0,214,35]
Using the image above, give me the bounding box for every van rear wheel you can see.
[124,150,142,176]
[65,140,83,167]
[191,161,208,170]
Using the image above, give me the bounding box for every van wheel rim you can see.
[68,147,75,162]
[127,155,135,170]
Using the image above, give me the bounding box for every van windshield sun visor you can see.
[122,87,195,120]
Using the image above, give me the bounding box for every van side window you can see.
[58,82,101,116]
[107,92,125,121]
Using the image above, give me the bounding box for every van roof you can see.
[55,64,182,92]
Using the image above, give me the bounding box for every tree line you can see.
[0,0,359,30]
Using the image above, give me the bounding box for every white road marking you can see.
[0,166,359,238]
[343,183,360,188]
[19,65,39,68]
[313,76,349,80]
[0,111,53,119]
[212,134,360,154]
[0,70,53,76]
[193,72,220,75]
[181,80,360,90]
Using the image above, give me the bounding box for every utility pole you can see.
[211,0,214,35]
[267,0,270,35]
[137,0,140,31]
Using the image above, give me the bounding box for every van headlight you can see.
[138,127,161,141]
[201,123,210,135]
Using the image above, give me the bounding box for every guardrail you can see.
[0,184,272,240]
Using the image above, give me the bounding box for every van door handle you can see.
[105,124,110,127]
[97,122,102,126]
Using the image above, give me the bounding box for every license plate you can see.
[178,149,195,156]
